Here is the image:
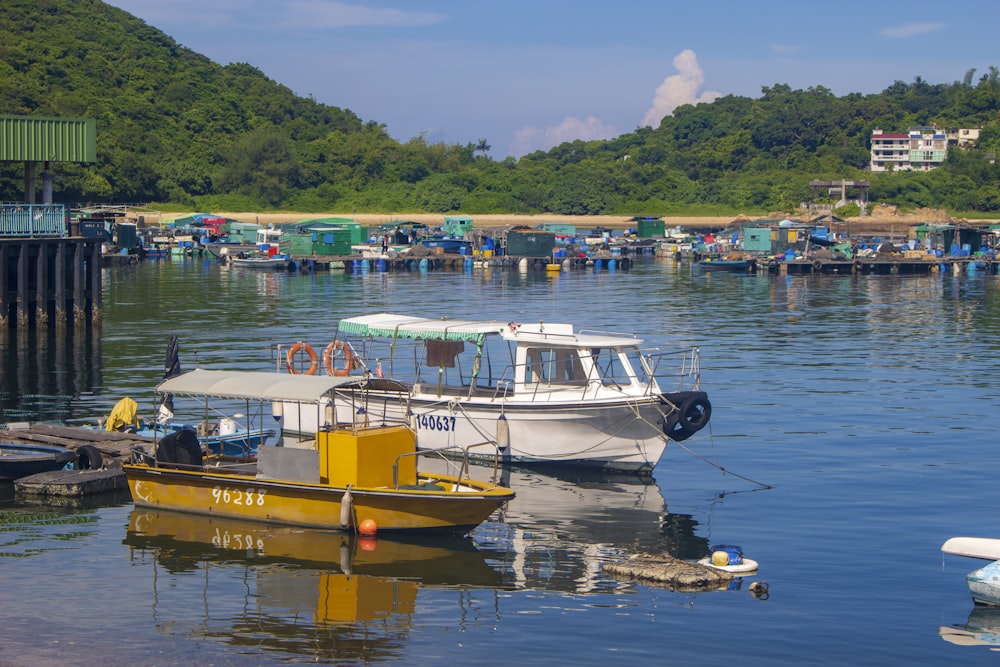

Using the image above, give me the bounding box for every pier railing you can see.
[0,204,67,237]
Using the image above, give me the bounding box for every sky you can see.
[104,0,1000,158]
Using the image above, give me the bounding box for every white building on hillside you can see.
[870,126,980,172]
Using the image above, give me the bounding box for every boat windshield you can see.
[524,348,589,386]
[589,347,637,387]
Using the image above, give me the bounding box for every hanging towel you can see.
[425,339,465,367]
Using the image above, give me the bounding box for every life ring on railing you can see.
[286,341,318,375]
[324,340,355,376]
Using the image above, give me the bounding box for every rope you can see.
[669,434,772,489]
[634,409,772,489]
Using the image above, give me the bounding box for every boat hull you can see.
[968,561,1000,606]
[124,464,513,534]
[0,443,77,481]
[285,393,669,474]
[230,257,292,270]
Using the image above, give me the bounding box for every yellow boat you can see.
[123,369,514,535]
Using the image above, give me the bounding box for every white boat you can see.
[942,537,1000,606]
[273,313,711,474]
[229,255,292,270]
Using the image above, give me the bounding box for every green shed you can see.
[443,216,474,237]
[743,227,773,252]
[506,229,556,257]
[296,218,366,244]
[309,227,353,255]
[635,218,665,238]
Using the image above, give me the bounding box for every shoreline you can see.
[139,211,992,236]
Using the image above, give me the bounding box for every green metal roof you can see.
[0,115,97,163]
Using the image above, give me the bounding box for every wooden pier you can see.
[776,257,991,275]
[2,423,154,498]
[0,204,103,330]
[1,423,152,463]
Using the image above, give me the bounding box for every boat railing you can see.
[393,441,504,489]
[577,328,642,340]
[641,346,702,392]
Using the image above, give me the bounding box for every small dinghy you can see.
[0,443,78,481]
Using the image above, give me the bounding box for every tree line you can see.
[2,0,1000,218]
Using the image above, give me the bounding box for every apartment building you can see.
[870,126,980,172]
[870,126,946,172]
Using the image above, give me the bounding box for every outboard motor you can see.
[659,391,712,442]
[155,428,204,468]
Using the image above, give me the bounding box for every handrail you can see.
[0,204,67,238]
[392,440,503,488]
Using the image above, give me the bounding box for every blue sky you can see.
[105,0,999,158]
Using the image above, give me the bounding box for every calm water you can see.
[2,256,1000,665]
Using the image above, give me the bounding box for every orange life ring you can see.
[286,341,318,375]
[324,340,356,376]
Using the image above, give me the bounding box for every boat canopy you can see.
[338,313,508,345]
[155,369,405,402]
[337,313,643,349]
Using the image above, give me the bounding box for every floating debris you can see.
[749,581,770,600]
[696,544,760,575]
[604,552,733,591]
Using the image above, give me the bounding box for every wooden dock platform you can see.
[2,424,153,499]
[1,423,153,464]
[777,257,992,275]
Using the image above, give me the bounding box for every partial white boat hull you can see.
[281,391,669,474]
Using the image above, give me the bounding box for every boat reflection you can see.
[475,465,709,593]
[941,605,1000,649]
[125,508,506,661]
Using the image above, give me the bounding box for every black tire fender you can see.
[76,444,103,470]
[660,391,712,441]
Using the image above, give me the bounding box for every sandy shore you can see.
[209,212,736,231]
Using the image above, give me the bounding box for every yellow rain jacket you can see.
[105,397,139,432]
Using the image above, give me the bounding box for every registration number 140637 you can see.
[414,414,457,431]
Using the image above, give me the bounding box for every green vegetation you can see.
[3,0,1000,217]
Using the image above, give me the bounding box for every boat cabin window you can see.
[525,348,588,386]
[590,347,634,386]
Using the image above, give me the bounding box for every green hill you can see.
[2,0,1000,217]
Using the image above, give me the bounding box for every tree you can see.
[475,138,492,159]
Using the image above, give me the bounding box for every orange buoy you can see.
[323,340,357,376]
[359,537,378,551]
[285,341,318,375]
[359,518,378,536]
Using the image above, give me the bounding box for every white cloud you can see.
[879,22,945,39]
[769,43,800,57]
[284,1,446,28]
[509,116,619,157]
[640,49,720,128]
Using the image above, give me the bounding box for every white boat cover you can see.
[336,313,642,348]
[155,369,402,402]
[337,313,507,344]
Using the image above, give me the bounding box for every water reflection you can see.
[0,325,102,423]
[480,466,707,593]
[940,605,1000,649]
[125,509,506,661]
[118,466,711,661]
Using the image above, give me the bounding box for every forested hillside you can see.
[3,0,1000,217]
